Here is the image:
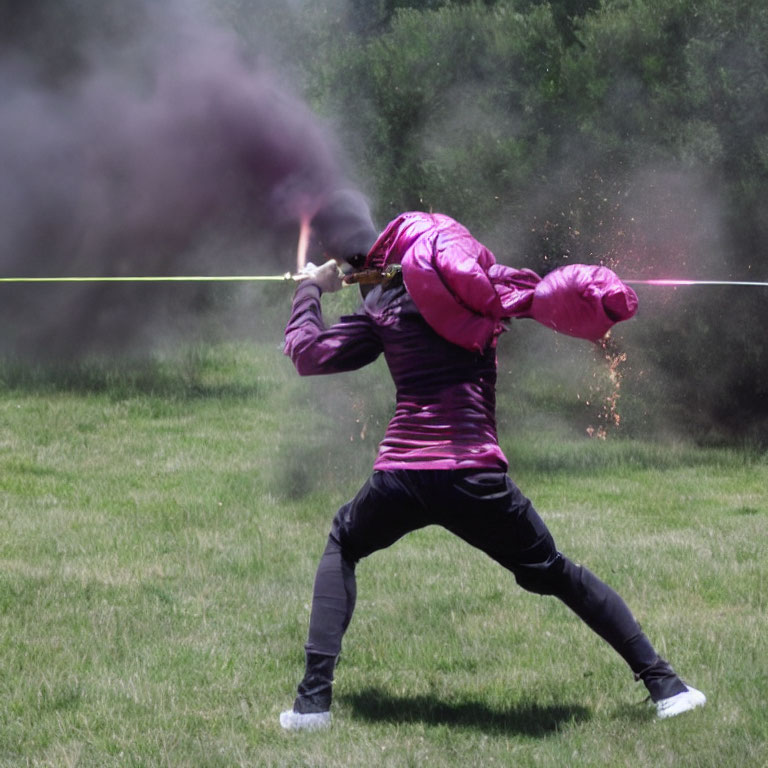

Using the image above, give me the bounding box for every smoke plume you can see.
[0,0,371,357]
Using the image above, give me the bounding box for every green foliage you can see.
[288,0,768,441]
[309,3,565,229]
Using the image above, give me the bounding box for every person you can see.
[279,210,706,731]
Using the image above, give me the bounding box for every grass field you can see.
[1,340,766,767]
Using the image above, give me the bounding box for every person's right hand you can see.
[300,259,343,293]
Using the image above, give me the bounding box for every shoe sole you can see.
[279,709,331,732]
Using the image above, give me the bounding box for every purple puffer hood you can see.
[365,212,638,351]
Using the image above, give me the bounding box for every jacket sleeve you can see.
[283,282,384,375]
[529,264,639,342]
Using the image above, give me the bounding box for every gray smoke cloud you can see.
[0,0,372,357]
[411,61,749,441]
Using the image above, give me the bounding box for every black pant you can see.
[296,469,676,712]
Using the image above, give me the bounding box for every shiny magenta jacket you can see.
[284,279,508,470]
[284,212,638,470]
[366,212,638,351]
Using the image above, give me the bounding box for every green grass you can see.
[1,341,767,767]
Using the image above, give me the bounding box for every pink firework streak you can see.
[625,279,768,287]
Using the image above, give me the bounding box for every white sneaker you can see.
[655,686,706,719]
[279,709,331,732]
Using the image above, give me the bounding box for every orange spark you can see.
[585,335,627,439]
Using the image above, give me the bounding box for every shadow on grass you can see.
[340,688,590,736]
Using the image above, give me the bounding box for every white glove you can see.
[300,259,343,293]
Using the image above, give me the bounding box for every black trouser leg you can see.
[441,471,686,701]
[292,469,686,710]
[549,557,657,671]
[294,473,426,712]
[294,651,337,714]
[293,535,357,713]
[519,555,686,701]
[305,535,357,658]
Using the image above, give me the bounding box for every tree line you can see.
[3,0,766,442]
[290,0,768,444]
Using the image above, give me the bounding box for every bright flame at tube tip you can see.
[296,213,311,273]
